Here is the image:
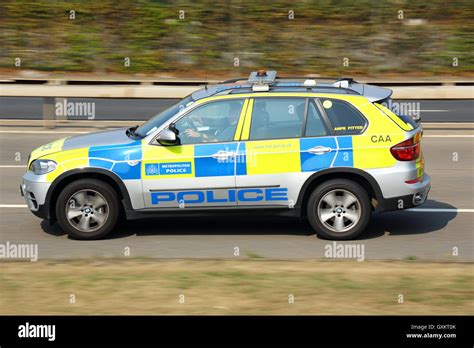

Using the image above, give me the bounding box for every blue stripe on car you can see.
[333,136,354,167]
[88,141,142,180]
[194,143,238,177]
[300,137,337,171]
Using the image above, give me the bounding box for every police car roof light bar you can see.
[248,70,277,85]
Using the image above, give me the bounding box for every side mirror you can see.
[169,122,179,135]
[156,129,180,146]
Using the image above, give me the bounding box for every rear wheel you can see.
[56,179,120,240]
[307,179,371,240]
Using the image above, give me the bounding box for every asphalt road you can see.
[0,97,472,122]
[0,127,472,260]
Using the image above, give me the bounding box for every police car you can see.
[20,70,430,240]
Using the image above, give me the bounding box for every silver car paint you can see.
[62,128,133,151]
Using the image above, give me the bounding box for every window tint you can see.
[250,98,305,140]
[321,99,366,135]
[305,100,328,137]
[175,99,244,145]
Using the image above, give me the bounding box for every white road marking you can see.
[0,165,27,168]
[0,119,134,124]
[419,110,450,112]
[0,130,88,134]
[406,208,474,213]
[423,122,473,125]
[0,204,28,208]
[424,135,474,138]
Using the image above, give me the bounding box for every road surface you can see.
[0,125,472,260]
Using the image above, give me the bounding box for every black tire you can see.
[307,179,371,240]
[56,178,120,240]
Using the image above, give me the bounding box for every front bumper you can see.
[20,171,52,220]
[377,173,431,212]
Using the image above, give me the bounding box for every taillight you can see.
[390,137,420,161]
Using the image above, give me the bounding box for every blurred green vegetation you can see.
[0,0,473,76]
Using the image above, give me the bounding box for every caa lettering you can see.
[370,135,391,143]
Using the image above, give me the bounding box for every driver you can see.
[184,103,241,142]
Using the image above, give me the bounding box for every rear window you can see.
[320,98,367,135]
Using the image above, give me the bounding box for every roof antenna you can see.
[205,73,208,91]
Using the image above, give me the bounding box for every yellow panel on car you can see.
[416,148,425,180]
[142,144,195,179]
[352,133,405,169]
[351,102,406,169]
[246,139,301,175]
[374,103,414,131]
[45,148,89,182]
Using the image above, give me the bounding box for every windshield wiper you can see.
[126,125,141,139]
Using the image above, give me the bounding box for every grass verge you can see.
[0,259,472,315]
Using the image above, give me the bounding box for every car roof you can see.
[191,74,392,103]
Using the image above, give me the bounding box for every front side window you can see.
[249,98,305,140]
[320,98,366,135]
[174,99,244,145]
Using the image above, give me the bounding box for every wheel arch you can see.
[45,168,133,223]
[296,167,383,217]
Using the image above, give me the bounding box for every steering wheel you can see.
[177,117,199,132]
[175,117,201,143]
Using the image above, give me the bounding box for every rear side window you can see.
[305,100,328,137]
[250,98,305,140]
[320,98,366,135]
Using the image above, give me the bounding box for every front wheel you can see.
[56,179,120,240]
[307,179,371,240]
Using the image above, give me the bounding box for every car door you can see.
[141,98,248,208]
[300,98,340,172]
[312,97,369,169]
[235,97,309,207]
[235,97,344,208]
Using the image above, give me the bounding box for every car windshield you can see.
[135,95,194,138]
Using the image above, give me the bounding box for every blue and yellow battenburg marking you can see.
[84,136,356,181]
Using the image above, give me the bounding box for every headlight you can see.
[29,160,57,175]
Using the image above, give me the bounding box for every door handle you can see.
[211,150,235,160]
[308,146,332,155]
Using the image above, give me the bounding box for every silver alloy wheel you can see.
[65,189,109,233]
[317,189,361,233]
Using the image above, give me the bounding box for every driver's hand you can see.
[184,129,200,138]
